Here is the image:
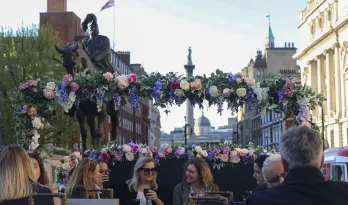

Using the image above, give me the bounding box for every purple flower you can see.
[99,151,111,163]
[131,144,140,154]
[207,152,215,161]
[191,144,197,149]
[128,87,140,111]
[151,81,162,104]
[88,153,99,160]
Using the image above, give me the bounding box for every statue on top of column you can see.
[187,46,192,65]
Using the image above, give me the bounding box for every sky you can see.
[0,0,308,133]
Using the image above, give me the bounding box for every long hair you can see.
[127,157,158,192]
[183,158,218,191]
[0,145,37,201]
[28,153,50,185]
[65,158,99,198]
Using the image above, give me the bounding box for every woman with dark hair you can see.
[28,153,50,185]
[28,153,60,205]
[173,157,219,205]
[253,154,270,192]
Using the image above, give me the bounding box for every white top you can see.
[136,192,153,205]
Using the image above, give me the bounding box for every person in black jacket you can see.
[252,154,269,192]
[0,145,53,205]
[246,125,348,205]
[123,157,164,205]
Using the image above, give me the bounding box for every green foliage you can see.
[0,24,79,148]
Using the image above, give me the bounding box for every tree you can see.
[0,24,79,149]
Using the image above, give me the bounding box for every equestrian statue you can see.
[55,14,121,150]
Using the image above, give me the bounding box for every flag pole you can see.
[113,3,116,51]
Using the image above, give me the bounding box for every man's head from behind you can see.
[280,126,324,170]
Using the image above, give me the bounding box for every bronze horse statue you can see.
[54,42,120,150]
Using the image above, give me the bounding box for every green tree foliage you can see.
[0,24,80,149]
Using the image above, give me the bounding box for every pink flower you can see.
[19,82,29,90]
[194,79,202,91]
[103,72,113,81]
[33,88,38,93]
[229,150,239,158]
[70,82,80,92]
[46,82,56,91]
[302,121,311,127]
[220,154,229,162]
[28,80,38,87]
[128,73,138,83]
[131,144,140,154]
[99,151,111,163]
[158,151,165,158]
[63,74,73,83]
[116,74,129,89]
[223,146,231,154]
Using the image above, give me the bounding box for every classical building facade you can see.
[160,114,236,146]
[294,0,348,148]
[238,21,301,150]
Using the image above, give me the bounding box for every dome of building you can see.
[194,112,212,136]
[195,112,211,127]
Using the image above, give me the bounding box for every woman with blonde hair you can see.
[123,157,164,205]
[65,158,102,198]
[0,145,53,205]
[173,157,219,205]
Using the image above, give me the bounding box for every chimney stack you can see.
[285,42,287,48]
[292,42,294,48]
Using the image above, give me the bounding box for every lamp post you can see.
[184,116,192,146]
[322,106,325,151]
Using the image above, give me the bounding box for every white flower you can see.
[167,147,173,153]
[116,74,129,89]
[139,148,147,155]
[194,146,202,153]
[234,148,242,152]
[122,144,131,153]
[62,162,71,171]
[32,117,44,129]
[125,152,135,161]
[230,156,241,163]
[222,88,231,98]
[209,86,219,98]
[174,89,185,97]
[236,88,247,97]
[62,156,71,162]
[180,80,190,91]
[29,142,39,152]
[43,88,55,99]
[245,77,256,87]
[73,151,81,159]
[200,150,208,157]
[241,148,249,154]
[46,82,56,91]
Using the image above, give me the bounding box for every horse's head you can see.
[55,43,79,76]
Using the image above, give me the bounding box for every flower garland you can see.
[56,141,267,184]
[13,69,325,148]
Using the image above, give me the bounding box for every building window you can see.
[328,9,332,22]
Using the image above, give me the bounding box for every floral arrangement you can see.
[56,150,82,185]
[14,69,325,147]
[56,141,267,184]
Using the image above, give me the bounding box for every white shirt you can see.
[136,192,153,205]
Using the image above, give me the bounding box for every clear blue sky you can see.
[0,0,308,133]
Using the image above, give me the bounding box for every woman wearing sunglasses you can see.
[125,157,164,205]
[65,159,102,198]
